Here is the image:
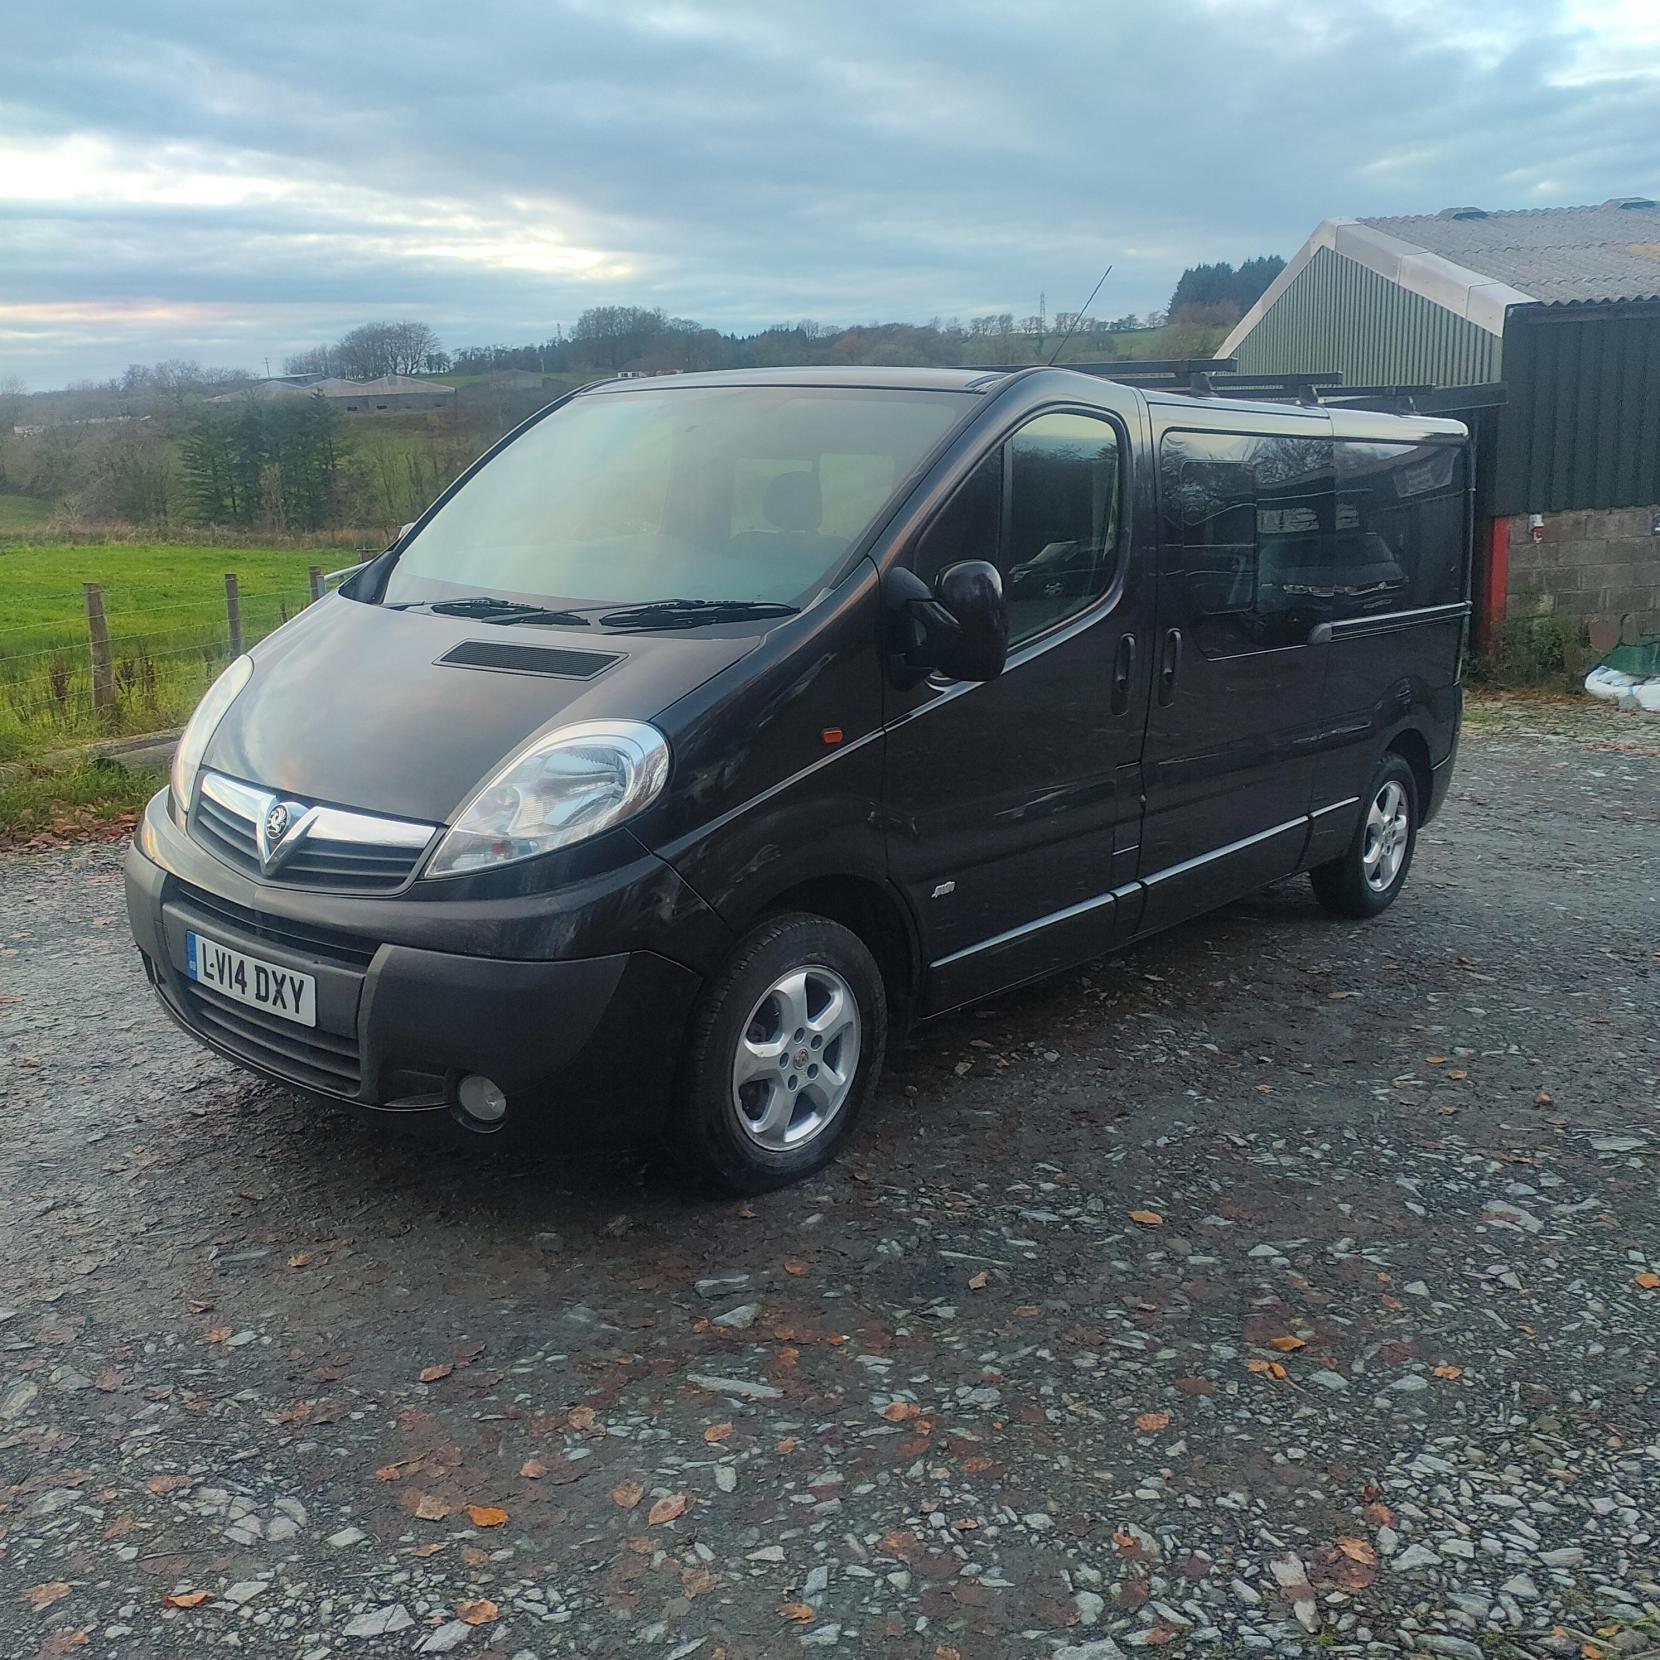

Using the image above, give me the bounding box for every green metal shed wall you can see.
[1232,247,1502,387]
[1494,302,1660,514]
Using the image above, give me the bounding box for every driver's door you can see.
[882,409,1154,1014]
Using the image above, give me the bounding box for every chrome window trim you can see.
[1328,601,1470,640]
[1139,816,1306,886]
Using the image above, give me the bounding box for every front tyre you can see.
[1310,754,1418,918]
[674,913,887,1193]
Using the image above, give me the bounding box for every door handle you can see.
[1111,632,1137,714]
[1157,627,1182,707]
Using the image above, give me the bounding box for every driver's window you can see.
[1005,412,1121,644]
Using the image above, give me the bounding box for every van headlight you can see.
[425,719,670,877]
[170,655,253,824]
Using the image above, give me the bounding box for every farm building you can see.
[213,375,456,413]
[1222,200,1660,652]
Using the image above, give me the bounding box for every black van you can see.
[125,366,1468,1191]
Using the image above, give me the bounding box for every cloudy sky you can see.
[5,0,1658,387]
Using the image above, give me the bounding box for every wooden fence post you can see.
[224,572,242,657]
[308,565,325,604]
[84,582,115,719]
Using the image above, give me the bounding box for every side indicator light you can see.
[821,727,844,746]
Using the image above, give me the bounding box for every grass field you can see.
[0,541,333,762]
[0,493,53,535]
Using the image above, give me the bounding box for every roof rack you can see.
[990,358,1507,415]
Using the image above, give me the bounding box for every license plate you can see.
[186,931,317,1028]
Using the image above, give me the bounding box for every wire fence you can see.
[0,567,334,765]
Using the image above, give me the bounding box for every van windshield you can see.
[374,385,972,619]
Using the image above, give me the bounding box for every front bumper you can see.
[124,791,716,1143]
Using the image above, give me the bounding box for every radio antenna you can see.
[1046,264,1113,365]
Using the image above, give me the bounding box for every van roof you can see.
[581,365,1010,394]
[579,365,1468,441]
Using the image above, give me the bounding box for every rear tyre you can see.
[673,913,887,1194]
[1310,754,1418,918]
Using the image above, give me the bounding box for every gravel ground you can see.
[1,704,1657,1660]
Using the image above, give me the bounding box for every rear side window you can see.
[1161,431,1331,657]
[1334,441,1466,618]
[915,409,1124,649]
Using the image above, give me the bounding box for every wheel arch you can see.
[1385,727,1433,816]
[754,873,922,1029]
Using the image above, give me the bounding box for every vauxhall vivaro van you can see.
[126,366,1468,1191]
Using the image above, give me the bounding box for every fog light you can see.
[456,1074,507,1125]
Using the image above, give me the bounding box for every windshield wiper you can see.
[596,598,801,631]
[382,596,591,626]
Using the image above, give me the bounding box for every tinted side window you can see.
[1162,431,1331,656]
[1334,442,1466,618]
[1005,412,1122,645]
[914,449,1001,590]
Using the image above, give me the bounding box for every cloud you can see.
[4,0,1658,384]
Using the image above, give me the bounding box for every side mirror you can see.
[934,560,1009,682]
[890,560,1009,683]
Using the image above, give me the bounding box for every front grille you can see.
[171,881,379,971]
[181,979,362,1095]
[192,773,433,893]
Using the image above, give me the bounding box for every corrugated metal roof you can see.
[1359,203,1660,305]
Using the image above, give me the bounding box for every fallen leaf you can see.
[967,1270,989,1291]
[1635,1271,1660,1290]
[459,1546,490,1569]
[287,1252,311,1268]
[568,1405,597,1430]
[1447,1068,1469,1080]
[520,1458,547,1479]
[418,1362,453,1384]
[1535,1089,1553,1105]
[1426,1055,1446,1065]
[1328,990,1356,1000]
[374,1464,402,1482]
[160,1591,210,1608]
[682,1566,718,1597]
[465,1504,508,1527]
[1363,1502,1395,1528]
[783,1260,808,1275]
[1432,1364,1464,1379]
[648,1492,687,1526]
[704,1423,732,1443]
[145,1474,192,1495]
[415,1494,452,1521]
[1338,1537,1377,1565]
[778,1603,815,1623]
[410,1543,446,1558]
[1268,1335,1307,1353]
[775,1436,798,1454]
[611,1481,644,1509]
[25,1581,71,1610]
[1129,1209,1163,1226]
[881,1401,922,1422]
[456,1598,498,1626]
[202,1327,231,1345]
[1135,1410,1171,1432]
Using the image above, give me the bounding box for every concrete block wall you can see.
[1505,506,1660,647]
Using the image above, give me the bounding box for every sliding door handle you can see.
[1111,632,1137,714]
[1157,627,1183,707]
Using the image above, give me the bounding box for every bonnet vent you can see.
[437,640,624,680]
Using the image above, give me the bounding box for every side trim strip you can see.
[931,882,1137,970]
[661,726,883,850]
[1140,816,1306,886]
[1311,796,1360,819]
[929,814,1314,971]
